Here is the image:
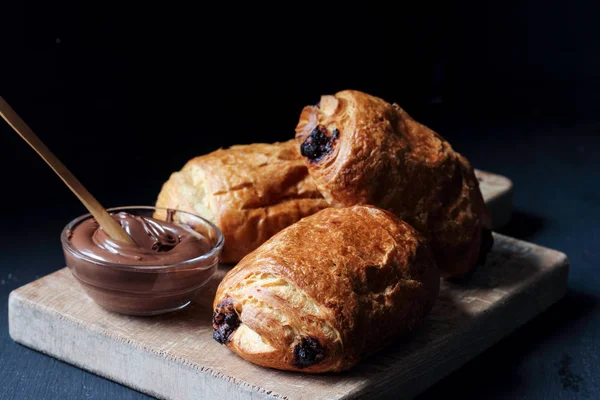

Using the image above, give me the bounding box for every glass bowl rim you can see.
[61,205,224,271]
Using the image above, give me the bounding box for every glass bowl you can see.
[61,206,224,316]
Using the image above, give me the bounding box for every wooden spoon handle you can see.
[0,97,134,244]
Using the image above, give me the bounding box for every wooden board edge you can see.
[7,239,568,400]
[475,170,514,203]
[474,169,514,230]
[347,251,569,399]
[8,290,287,400]
[487,179,514,230]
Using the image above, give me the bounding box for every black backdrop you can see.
[1,1,599,226]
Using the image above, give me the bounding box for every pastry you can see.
[155,140,328,263]
[295,90,493,277]
[212,205,439,372]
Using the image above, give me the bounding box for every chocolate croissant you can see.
[155,140,328,263]
[295,90,493,277]
[212,205,439,373]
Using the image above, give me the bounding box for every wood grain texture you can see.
[8,233,567,400]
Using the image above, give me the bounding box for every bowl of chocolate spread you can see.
[61,206,224,316]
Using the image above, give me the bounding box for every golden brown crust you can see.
[295,90,492,277]
[155,140,328,263]
[213,205,439,373]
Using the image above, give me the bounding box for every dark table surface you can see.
[1,117,599,399]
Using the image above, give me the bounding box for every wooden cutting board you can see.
[9,234,568,400]
[8,170,535,400]
[474,169,513,229]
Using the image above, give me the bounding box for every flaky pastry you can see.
[295,90,493,277]
[212,205,439,372]
[155,140,328,263]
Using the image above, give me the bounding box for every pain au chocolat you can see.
[212,205,439,373]
[155,140,328,263]
[295,90,493,278]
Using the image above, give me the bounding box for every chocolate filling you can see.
[300,126,335,162]
[477,227,494,266]
[292,336,325,369]
[212,299,240,344]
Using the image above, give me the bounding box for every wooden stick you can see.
[0,97,134,244]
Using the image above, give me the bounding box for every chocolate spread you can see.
[68,212,212,265]
[64,211,220,315]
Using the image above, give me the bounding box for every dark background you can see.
[0,2,598,217]
[1,2,599,399]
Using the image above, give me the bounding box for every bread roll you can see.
[294,90,493,277]
[212,205,439,373]
[155,140,328,263]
